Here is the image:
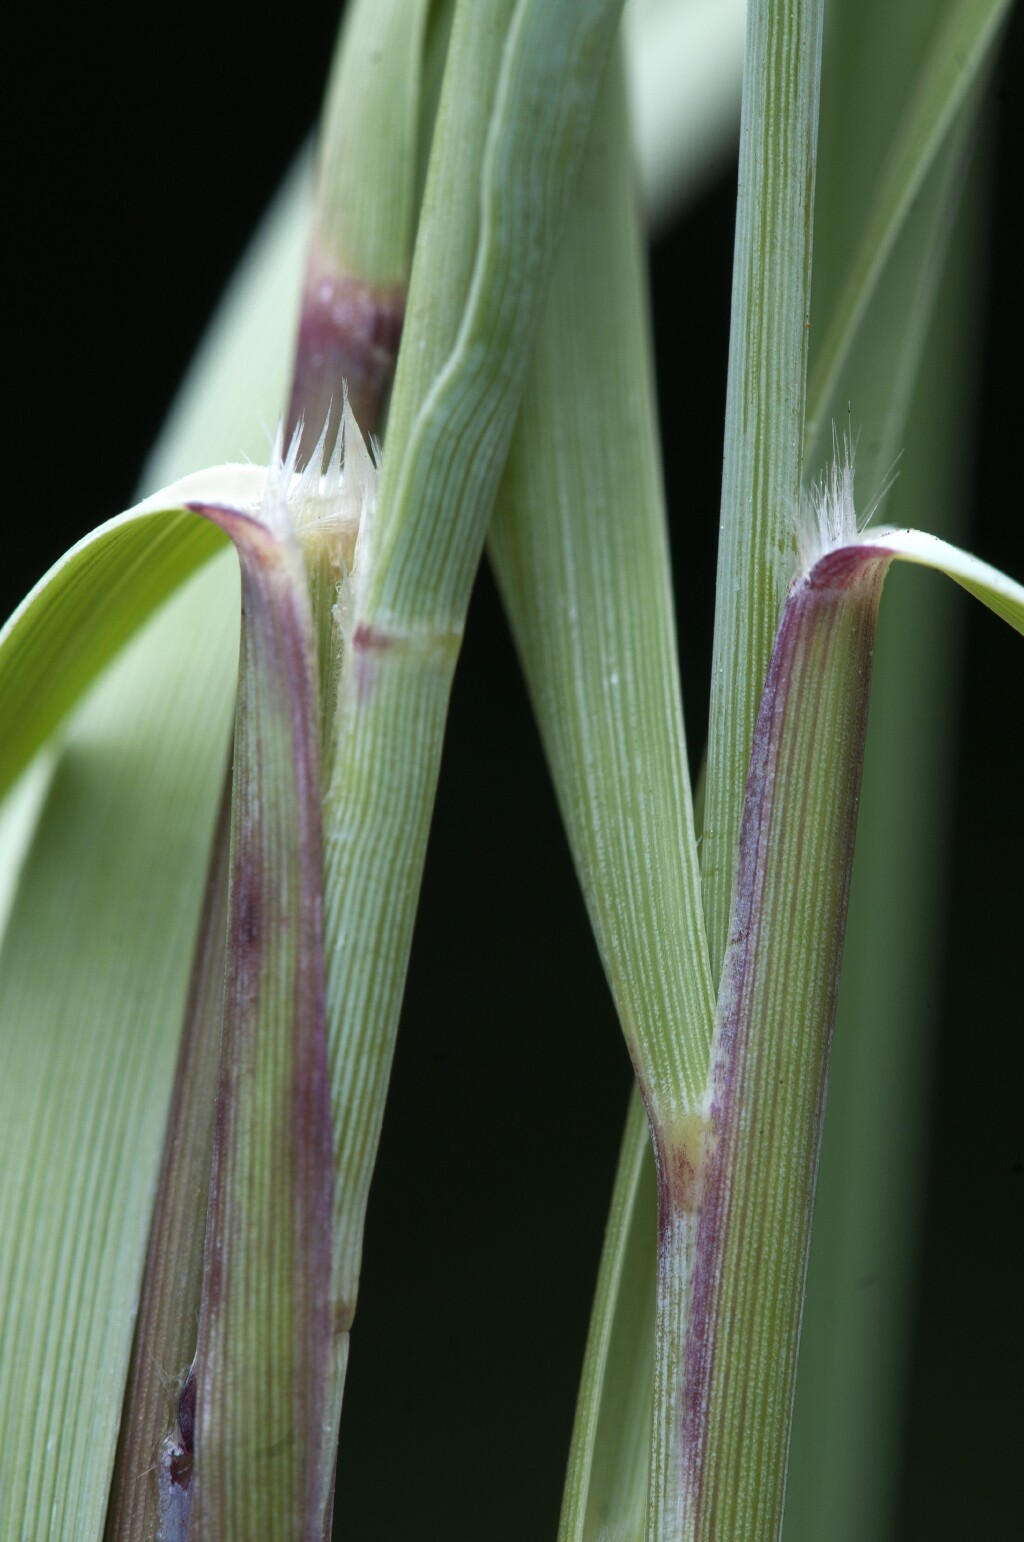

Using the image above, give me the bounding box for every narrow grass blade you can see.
[186,493,333,1542]
[805,0,1012,452]
[558,1087,656,1542]
[310,0,428,292]
[489,48,713,1134]
[702,0,825,976]
[864,528,1024,633]
[0,560,237,1542]
[486,48,714,1536]
[804,0,995,519]
[806,69,980,497]
[363,0,625,633]
[0,465,268,800]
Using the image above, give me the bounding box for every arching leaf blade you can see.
[0,466,266,801]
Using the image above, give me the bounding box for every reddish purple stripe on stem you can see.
[287,262,405,459]
[678,544,891,1531]
[185,498,334,1539]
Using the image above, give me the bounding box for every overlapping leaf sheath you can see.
[184,491,334,1542]
[678,521,1022,1540]
[702,0,825,975]
[683,546,887,1540]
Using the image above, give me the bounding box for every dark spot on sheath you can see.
[288,272,405,457]
[233,860,264,955]
[656,1123,710,1229]
[177,1369,196,1453]
[352,622,392,654]
[672,1142,699,1209]
[165,1366,197,1492]
[168,1441,193,1491]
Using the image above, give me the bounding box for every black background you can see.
[5,3,1021,1536]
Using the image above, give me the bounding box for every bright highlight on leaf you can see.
[855,527,1024,634]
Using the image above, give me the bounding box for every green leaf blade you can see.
[866,526,1024,635]
[0,466,268,803]
[489,47,713,1130]
[805,0,1012,452]
[365,0,625,635]
[0,559,238,1542]
[558,1088,655,1542]
[487,44,713,1541]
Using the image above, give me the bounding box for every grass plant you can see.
[1,1,1020,1538]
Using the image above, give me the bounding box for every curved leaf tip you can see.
[793,439,1024,637]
